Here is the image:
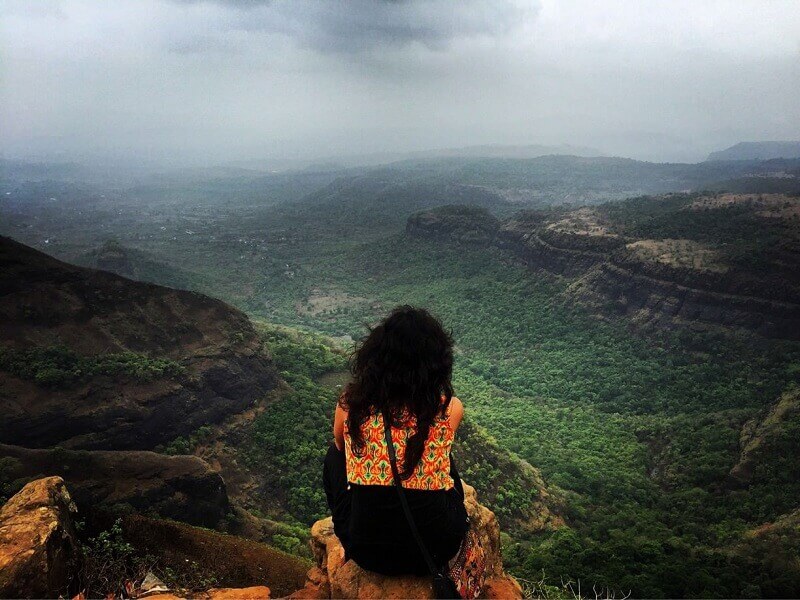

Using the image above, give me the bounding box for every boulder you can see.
[0,476,80,598]
[294,484,522,599]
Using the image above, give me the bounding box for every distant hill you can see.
[403,143,604,160]
[78,239,198,290]
[708,141,800,161]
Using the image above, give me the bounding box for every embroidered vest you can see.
[344,406,455,491]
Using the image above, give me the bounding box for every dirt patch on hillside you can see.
[118,514,310,597]
[295,289,369,317]
[546,207,619,238]
[625,239,728,273]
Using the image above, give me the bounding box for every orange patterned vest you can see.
[344,404,455,491]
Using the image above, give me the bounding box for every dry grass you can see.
[687,193,800,220]
[625,239,728,272]
[120,514,310,597]
[546,208,619,238]
[295,288,369,317]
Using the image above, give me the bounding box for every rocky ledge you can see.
[291,483,523,599]
[0,476,79,599]
[1,477,523,599]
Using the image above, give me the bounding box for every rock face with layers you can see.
[0,444,230,528]
[0,476,79,599]
[293,483,523,599]
[408,201,800,340]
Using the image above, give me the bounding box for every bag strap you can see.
[382,412,443,577]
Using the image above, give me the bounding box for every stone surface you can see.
[0,476,80,599]
[145,586,271,600]
[205,586,272,599]
[299,483,523,599]
[287,567,330,599]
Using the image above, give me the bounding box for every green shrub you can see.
[0,345,183,388]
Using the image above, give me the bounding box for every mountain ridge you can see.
[708,141,800,161]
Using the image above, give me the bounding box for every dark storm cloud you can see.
[174,0,534,52]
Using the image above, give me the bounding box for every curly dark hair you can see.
[341,305,454,479]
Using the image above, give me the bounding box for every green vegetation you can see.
[0,345,184,388]
[242,234,799,597]
[242,324,561,538]
[78,518,223,597]
[157,426,214,455]
[242,323,347,525]
[599,192,799,274]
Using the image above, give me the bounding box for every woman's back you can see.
[344,406,455,491]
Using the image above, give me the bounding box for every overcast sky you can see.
[1,0,799,167]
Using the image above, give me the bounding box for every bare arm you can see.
[333,403,347,451]
[449,396,464,432]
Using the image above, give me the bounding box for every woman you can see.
[322,305,469,575]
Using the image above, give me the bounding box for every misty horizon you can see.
[1,0,800,169]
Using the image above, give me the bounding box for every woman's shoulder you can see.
[446,396,463,430]
[442,395,462,410]
[435,395,463,430]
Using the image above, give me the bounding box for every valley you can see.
[1,155,799,597]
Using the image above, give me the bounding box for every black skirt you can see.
[322,444,469,576]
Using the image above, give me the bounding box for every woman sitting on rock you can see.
[323,305,469,576]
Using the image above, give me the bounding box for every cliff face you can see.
[0,235,279,450]
[408,199,800,339]
[568,261,800,338]
[0,444,230,527]
[496,210,617,277]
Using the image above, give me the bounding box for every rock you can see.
[287,567,330,599]
[204,586,272,599]
[138,571,171,596]
[298,483,522,599]
[482,576,524,599]
[0,476,80,599]
[145,587,271,600]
